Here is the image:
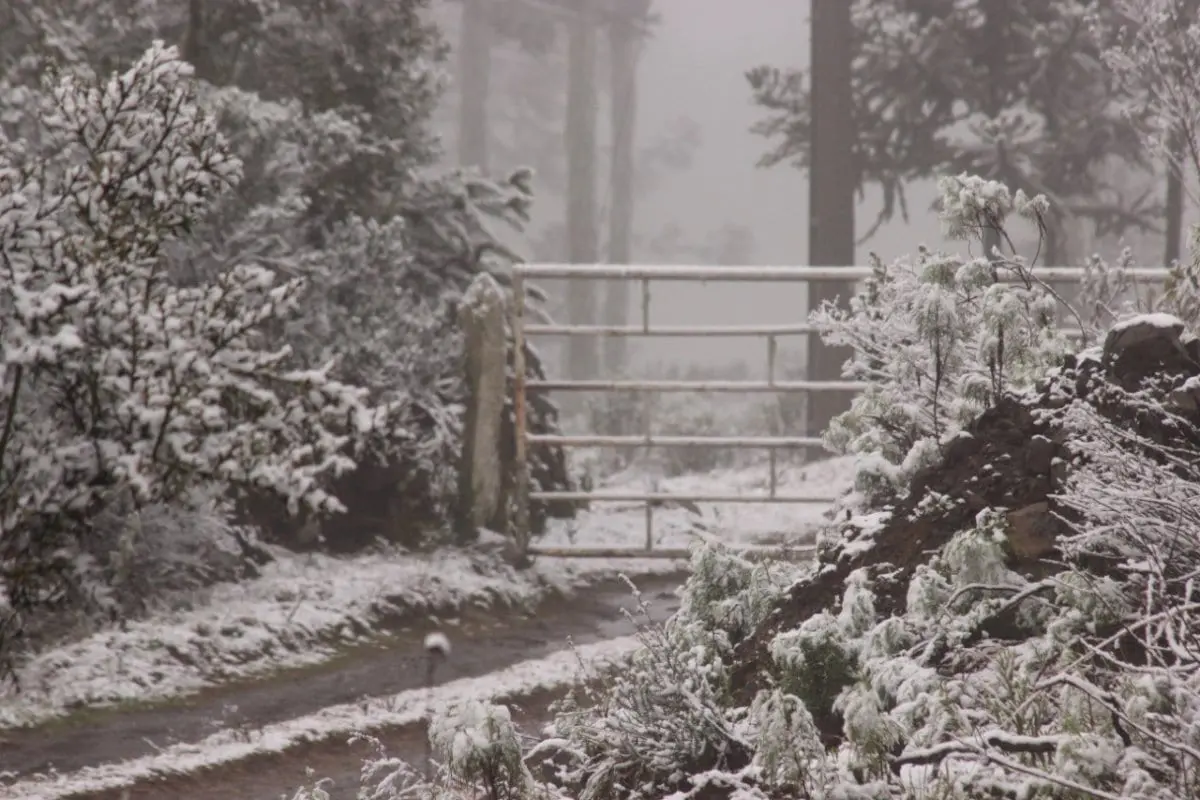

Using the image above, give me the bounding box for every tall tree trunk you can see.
[458,0,490,170]
[183,0,215,81]
[602,0,644,377]
[805,0,856,459]
[565,0,600,380]
[1166,128,1185,266]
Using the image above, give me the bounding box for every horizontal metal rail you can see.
[528,434,824,448]
[511,260,1173,560]
[525,322,817,336]
[527,322,1098,339]
[516,263,1172,282]
[531,490,839,504]
[526,545,816,561]
[527,378,867,393]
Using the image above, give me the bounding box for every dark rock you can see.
[1024,435,1056,475]
[1102,314,1199,390]
[1004,501,1059,562]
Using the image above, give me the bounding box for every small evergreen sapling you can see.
[812,175,1070,497]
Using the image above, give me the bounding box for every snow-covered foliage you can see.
[417,172,1200,800]
[538,550,803,800]
[814,175,1070,498]
[0,43,387,674]
[1082,1,1200,332]
[1076,243,1200,335]
[0,4,575,661]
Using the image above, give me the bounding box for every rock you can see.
[1102,313,1199,390]
[1024,435,1055,475]
[1004,501,1058,561]
[1168,379,1200,414]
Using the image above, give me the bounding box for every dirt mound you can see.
[730,315,1200,730]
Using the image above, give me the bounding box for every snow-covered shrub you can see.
[3,0,574,552]
[814,175,1071,497]
[180,85,533,548]
[542,546,799,800]
[429,699,533,800]
[0,44,384,671]
[1077,245,1200,335]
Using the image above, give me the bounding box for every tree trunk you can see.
[1166,129,1185,266]
[183,0,216,81]
[458,0,491,170]
[602,1,644,377]
[805,0,856,460]
[565,0,600,380]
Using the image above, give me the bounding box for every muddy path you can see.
[77,683,576,800]
[0,572,685,784]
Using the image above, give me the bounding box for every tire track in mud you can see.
[1,571,685,790]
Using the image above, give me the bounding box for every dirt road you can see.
[77,683,576,800]
[1,572,684,790]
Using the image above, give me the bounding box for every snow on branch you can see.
[0,42,387,635]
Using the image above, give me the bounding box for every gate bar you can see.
[528,434,824,448]
[526,545,817,561]
[525,322,819,336]
[531,491,838,503]
[528,378,867,392]
[516,263,1172,282]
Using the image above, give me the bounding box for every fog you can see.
[435,0,951,371]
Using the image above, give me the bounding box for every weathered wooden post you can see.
[454,273,509,545]
[510,270,533,564]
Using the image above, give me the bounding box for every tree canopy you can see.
[748,0,1159,261]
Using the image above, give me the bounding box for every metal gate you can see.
[509,263,872,560]
[508,263,1174,560]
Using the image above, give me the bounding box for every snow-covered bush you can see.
[430,699,533,800]
[293,706,533,800]
[3,0,575,555]
[0,44,384,671]
[543,546,801,800]
[1077,245,1200,335]
[814,175,1072,497]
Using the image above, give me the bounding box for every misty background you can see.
[427,0,1185,371]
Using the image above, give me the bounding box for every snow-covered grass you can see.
[540,454,855,553]
[0,541,679,731]
[1,632,646,799]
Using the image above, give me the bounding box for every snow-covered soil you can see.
[0,454,854,733]
[3,633,646,800]
[0,543,679,731]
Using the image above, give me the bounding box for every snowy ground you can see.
[0,454,854,732]
[538,454,856,554]
[1,633,646,799]
[0,544,678,730]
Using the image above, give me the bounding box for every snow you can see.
[538,455,856,553]
[1109,312,1185,333]
[424,631,452,657]
[0,456,854,731]
[2,633,646,800]
[0,545,678,729]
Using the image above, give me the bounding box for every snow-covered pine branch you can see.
[0,43,385,625]
[812,174,1069,498]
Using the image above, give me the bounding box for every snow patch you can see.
[0,547,678,729]
[3,634,644,799]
